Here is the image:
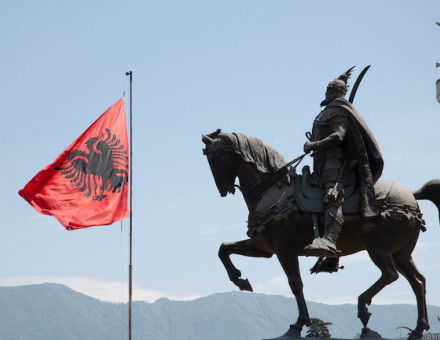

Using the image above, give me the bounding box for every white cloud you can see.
[254,276,291,296]
[0,275,420,307]
[0,276,203,303]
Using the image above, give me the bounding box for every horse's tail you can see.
[413,179,440,223]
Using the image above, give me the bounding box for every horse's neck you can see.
[236,162,268,211]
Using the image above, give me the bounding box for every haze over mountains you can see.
[0,283,439,340]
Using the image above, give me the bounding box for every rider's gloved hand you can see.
[304,141,315,154]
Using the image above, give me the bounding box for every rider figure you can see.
[303,67,384,258]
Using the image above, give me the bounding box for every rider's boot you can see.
[303,186,343,257]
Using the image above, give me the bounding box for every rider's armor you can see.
[306,109,352,256]
[303,68,383,257]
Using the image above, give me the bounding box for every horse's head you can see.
[202,129,239,197]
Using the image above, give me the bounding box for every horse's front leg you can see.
[277,250,311,338]
[218,238,272,292]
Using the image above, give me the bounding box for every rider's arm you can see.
[308,122,348,151]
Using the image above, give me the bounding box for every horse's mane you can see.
[221,132,286,174]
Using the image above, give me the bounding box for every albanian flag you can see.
[19,98,129,230]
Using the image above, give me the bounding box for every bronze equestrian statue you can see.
[202,68,439,340]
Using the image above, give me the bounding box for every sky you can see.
[1,0,440,317]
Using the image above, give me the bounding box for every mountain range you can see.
[0,283,439,340]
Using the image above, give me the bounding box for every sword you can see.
[349,65,371,104]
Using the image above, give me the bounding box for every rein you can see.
[245,153,307,200]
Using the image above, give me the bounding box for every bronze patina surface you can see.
[202,68,439,340]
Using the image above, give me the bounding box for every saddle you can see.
[247,166,417,237]
[294,165,360,213]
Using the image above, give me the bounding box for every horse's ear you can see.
[202,134,214,144]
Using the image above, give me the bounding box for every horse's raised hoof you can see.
[236,278,253,292]
[262,324,301,340]
[228,267,242,281]
[360,327,382,339]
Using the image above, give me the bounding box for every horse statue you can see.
[202,129,440,340]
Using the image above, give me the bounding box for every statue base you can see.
[263,327,386,340]
[263,338,390,340]
[262,335,391,340]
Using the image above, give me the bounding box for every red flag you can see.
[19,98,129,230]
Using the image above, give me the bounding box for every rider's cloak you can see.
[312,97,384,217]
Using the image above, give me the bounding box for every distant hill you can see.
[0,283,439,340]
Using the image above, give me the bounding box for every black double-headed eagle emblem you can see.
[55,128,128,201]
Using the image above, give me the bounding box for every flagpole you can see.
[125,70,133,340]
